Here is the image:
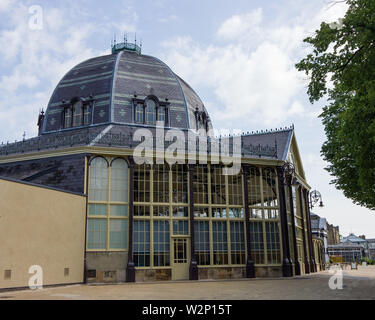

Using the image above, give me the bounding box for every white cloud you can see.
[0,2,138,141]
[217,8,263,40]
[161,2,349,131]
[0,0,14,12]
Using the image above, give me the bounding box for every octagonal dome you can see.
[42,43,213,134]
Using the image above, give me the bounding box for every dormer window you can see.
[158,106,166,123]
[134,96,169,126]
[135,103,144,123]
[62,98,92,129]
[73,101,83,127]
[64,106,72,128]
[145,99,156,124]
[194,108,209,132]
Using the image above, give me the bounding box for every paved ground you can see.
[1,266,374,300]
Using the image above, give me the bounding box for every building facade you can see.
[310,213,329,269]
[327,242,364,263]
[0,42,318,287]
[327,223,340,245]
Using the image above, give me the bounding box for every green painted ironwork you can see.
[112,42,141,54]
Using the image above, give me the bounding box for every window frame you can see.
[87,156,129,252]
[133,96,169,127]
[61,98,93,129]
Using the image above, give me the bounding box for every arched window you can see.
[145,99,156,124]
[88,156,129,251]
[110,158,128,202]
[89,157,108,201]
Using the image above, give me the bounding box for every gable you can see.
[285,132,306,180]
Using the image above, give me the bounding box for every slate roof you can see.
[328,241,363,249]
[310,213,327,231]
[43,49,213,133]
[0,45,295,160]
[0,123,294,161]
[342,234,367,243]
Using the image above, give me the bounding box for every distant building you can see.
[310,213,329,269]
[327,233,371,263]
[366,239,375,260]
[327,223,340,245]
[327,242,363,263]
[342,233,369,256]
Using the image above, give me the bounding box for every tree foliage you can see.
[296,0,375,209]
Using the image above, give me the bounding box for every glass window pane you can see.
[230,221,245,264]
[228,174,243,205]
[134,221,150,267]
[110,219,127,249]
[153,164,169,203]
[194,221,210,265]
[145,99,156,124]
[172,164,188,203]
[266,221,281,264]
[153,220,170,266]
[89,157,108,201]
[211,165,226,205]
[193,165,209,204]
[73,101,83,127]
[153,206,169,217]
[157,106,165,123]
[136,104,144,123]
[248,167,262,206]
[212,221,228,264]
[64,107,72,128]
[83,105,91,125]
[134,205,150,216]
[110,205,128,217]
[249,221,265,264]
[134,164,151,202]
[263,168,278,207]
[173,220,189,235]
[212,207,226,218]
[173,206,188,217]
[87,219,107,249]
[110,159,128,202]
[88,204,107,216]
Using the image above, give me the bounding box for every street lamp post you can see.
[309,190,324,210]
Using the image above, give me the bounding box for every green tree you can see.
[296,0,375,209]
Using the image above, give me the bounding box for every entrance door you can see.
[172,237,190,280]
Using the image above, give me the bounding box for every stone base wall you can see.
[135,269,172,282]
[198,266,282,280]
[86,252,128,283]
[87,263,283,283]
[198,267,245,280]
[254,266,282,278]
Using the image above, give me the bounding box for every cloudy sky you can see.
[1,0,374,237]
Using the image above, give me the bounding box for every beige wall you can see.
[0,178,86,290]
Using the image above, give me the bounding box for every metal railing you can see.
[0,128,278,159]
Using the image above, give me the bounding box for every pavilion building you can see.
[0,41,317,288]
